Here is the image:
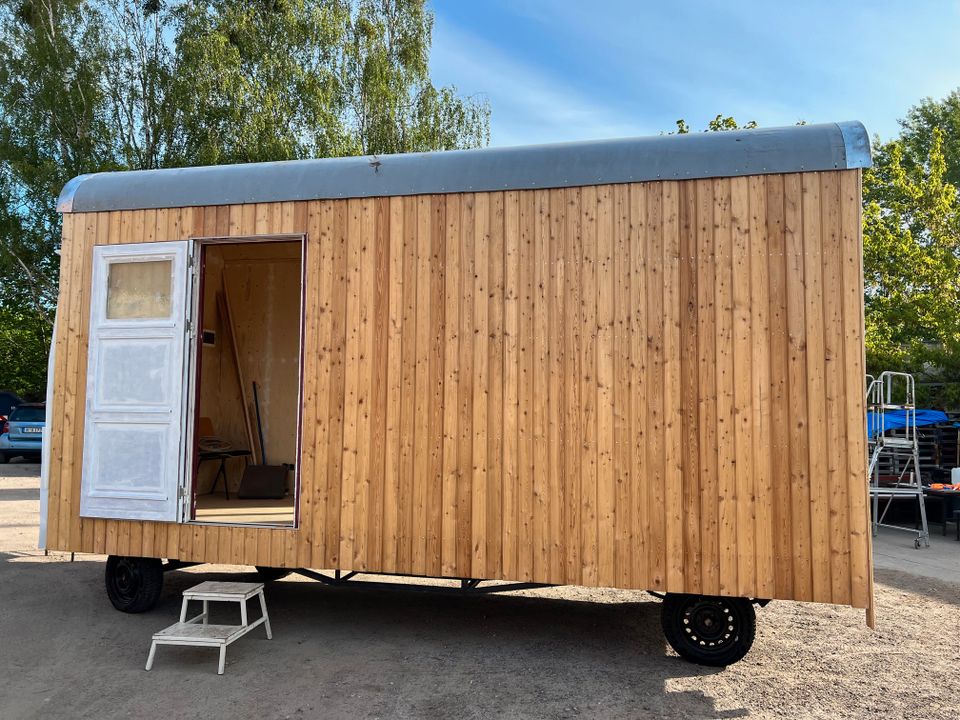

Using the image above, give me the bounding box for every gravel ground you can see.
[1,464,958,719]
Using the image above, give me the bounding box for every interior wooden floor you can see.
[194,493,295,527]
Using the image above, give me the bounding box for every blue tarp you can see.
[866,409,949,438]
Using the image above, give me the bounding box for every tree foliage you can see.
[0,0,489,397]
[673,114,758,134]
[863,122,960,407]
[171,0,349,164]
[0,0,103,316]
[894,90,960,189]
[0,307,48,399]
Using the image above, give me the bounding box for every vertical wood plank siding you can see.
[46,170,871,608]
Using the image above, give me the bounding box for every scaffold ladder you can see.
[866,371,930,548]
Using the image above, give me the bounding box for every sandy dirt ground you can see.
[2,464,959,720]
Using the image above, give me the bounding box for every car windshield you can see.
[0,393,22,416]
[11,406,45,422]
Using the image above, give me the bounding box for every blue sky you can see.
[429,1,960,147]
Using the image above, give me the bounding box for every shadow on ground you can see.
[0,486,43,502]
[0,552,745,720]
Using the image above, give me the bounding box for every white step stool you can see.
[146,581,272,674]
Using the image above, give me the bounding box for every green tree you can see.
[0,307,48,399]
[894,90,960,189]
[863,93,960,403]
[169,0,488,164]
[0,0,489,398]
[863,127,960,406]
[340,0,488,155]
[98,0,177,170]
[170,0,351,164]
[673,114,758,134]
[0,0,109,395]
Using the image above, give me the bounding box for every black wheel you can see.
[0,452,7,464]
[255,566,291,582]
[661,593,756,666]
[104,556,164,613]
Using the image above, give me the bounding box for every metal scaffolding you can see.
[866,371,930,548]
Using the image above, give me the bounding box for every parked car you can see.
[0,402,45,463]
[0,391,23,425]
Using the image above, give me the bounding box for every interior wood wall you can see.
[197,242,301,493]
[45,170,872,608]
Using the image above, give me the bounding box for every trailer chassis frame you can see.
[294,567,555,595]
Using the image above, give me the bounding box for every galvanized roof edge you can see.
[835,120,872,169]
[57,121,872,214]
[56,173,93,213]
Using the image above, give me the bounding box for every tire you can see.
[0,452,7,464]
[661,593,756,666]
[255,566,291,582]
[104,556,164,613]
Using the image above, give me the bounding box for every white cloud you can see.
[430,17,656,146]
[431,1,960,145]
[468,0,960,141]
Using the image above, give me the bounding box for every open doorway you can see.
[190,237,303,527]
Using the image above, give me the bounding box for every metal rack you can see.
[866,371,930,548]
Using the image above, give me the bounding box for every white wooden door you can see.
[80,241,193,521]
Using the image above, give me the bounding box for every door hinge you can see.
[178,485,188,499]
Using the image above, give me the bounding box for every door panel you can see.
[95,336,175,407]
[80,241,192,521]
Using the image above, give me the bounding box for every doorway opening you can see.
[189,237,304,527]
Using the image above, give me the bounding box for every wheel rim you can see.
[680,598,739,652]
[111,559,142,603]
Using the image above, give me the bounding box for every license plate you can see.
[22,427,42,434]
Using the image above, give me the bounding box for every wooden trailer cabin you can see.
[41,121,874,665]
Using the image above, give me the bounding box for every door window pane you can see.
[106,260,173,319]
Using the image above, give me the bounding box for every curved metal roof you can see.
[57,121,870,213]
